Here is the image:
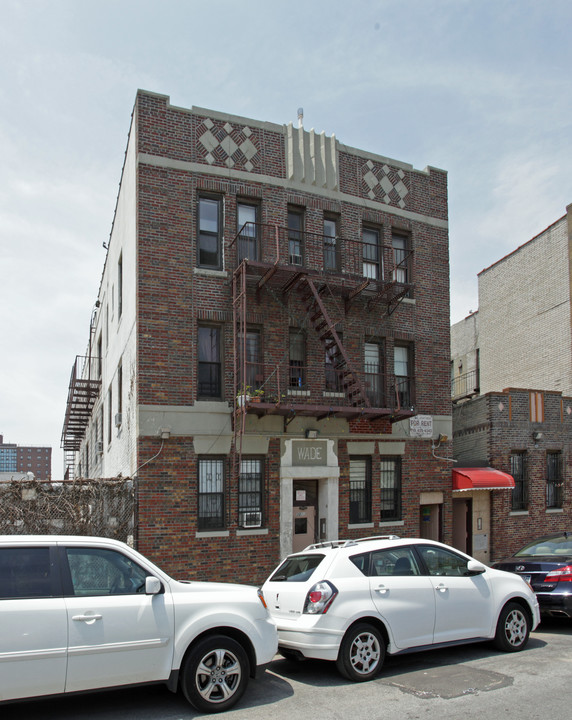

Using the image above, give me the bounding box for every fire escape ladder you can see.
[301,277,370,408]
[231,262,248,485]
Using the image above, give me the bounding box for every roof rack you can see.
[304,535,400,551]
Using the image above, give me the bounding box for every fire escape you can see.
[231,222,415,471]
[61,355,101,479]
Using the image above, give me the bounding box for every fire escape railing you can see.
[61,355,101,477]
[451,369,480,402]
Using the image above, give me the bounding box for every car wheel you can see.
[494,602,530,652]
[336,623,385,682]
[180,635,249,713]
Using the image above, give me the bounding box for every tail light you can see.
[303,581,338,614]
[543,565,572,583]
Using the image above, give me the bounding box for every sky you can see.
[1,0,570,477]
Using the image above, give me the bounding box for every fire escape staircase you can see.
[300,277,370,409]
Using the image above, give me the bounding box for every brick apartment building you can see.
[61,91,452,583]
[451,206,572,563]
[0,434,52,480]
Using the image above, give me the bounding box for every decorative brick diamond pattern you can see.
[197,118,260,172]
[362,160,409,208]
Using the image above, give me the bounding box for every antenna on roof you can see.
[297,107,304,128]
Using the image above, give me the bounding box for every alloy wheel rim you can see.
[505,609,527,646]
[349,631,381,674]
[195,648,242,702]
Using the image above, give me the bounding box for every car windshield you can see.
[269,554,325,582]
[514,535,572,557]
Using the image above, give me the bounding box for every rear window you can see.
[515,535,572,557]
[269,554,325,582]
[0,547,55,599]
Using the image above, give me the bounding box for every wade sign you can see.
[292,441,327,466]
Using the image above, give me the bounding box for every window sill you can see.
[509,511,529,517]
[195,530,230,538]
[547,508,564,513]
[194,267,228,278]
[379,520,404,527]
[237,528,269,536]
[323,391,345,398]
[288,389,310,397]
[348,522,374,530]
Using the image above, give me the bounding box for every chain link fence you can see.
[0,478,136,543]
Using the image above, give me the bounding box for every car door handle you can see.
[435,583,448,592]
[374,585,388,594]
[72,614,103,622]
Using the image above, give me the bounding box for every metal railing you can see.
[451,369,479,400]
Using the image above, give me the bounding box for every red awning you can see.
[452,467,515,492]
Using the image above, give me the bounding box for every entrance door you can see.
[420,504,442,541]
[293,480,318,553]
[452,498,472,555]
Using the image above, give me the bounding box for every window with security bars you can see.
[511,452,528,510]
[289,329,306,388]
[380,457,401,521]
[238,458,263,528]
[547,452,563,509]
[198,458,225,530]
[349,457,372,524]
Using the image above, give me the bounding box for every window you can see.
[289,329,306,388]
[417,545,471,576]
[323,216,339,271]
[238,329,262,391]
[198,196,222,269]
[362,227,381,280]
[349,457,372,524]
[391,232,409,285]
[0,547,55,599]
[530,392,544,423]
[237,202,258,262]
[511,452,528,511]
[368,547,420,576]
[547,452,563,509]
[380,457,401,521]
[107,386,113,444]
[97,334,102,378]
[364,342,383,406]
[198,325,222,398]
[325,332,343,391]
[66,548,147,596]
[288,208,304,266]
[198,458,225,530]
[117,253,123,318]
[117,362,123,416]
[394,345,413,408]
[238,458,263,528]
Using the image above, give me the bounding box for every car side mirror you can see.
[145,576,163,595]
[466,559,486,575]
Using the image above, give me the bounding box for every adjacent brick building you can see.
[62,91,452,583]
[451,206,572,563]
[0,434,51,480]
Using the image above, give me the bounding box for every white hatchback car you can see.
[262,535,540,681]
[0,535,277,713]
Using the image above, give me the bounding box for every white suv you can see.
[0,535,277,713]
[261,535,540,682]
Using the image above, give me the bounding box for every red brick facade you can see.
[131,91,451,584]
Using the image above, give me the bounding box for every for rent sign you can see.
[409,415,433,438]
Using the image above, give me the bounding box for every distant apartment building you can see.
[61,90,451,583]
[451,206,572,560]
[0,435,52,480]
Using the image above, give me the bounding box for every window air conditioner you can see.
[115,412,122,428]
[96,441,103,454]
[240,511,262,529]
[289,254,303,266]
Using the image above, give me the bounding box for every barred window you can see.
[547,451,563,509]
[511,452,528,511]
[198,458,225,530]
[238,458,263,528]
[349,457,372,524]
[380,457,401,521]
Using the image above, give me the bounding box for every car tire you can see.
[336,623,386,682]
[493,602,530,652]
[180,634,250,713]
